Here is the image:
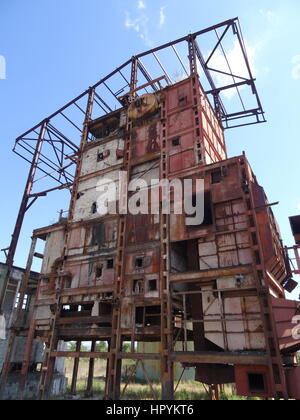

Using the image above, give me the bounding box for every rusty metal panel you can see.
[125,247,160,276]
[290,215,300,245]
[166,79,192,111]
[80,138,124,177]
[126,214,160,244]
[286,367,300,399]
[169,149,195,173]
[235,365,273,398]
[41,229,65,274]
[131,122,160,160]
[272,297,300,353]
[68,226,85,251]
[168,108,194,136]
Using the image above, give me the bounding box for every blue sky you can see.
[0,0,299,297]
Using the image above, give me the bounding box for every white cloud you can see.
[297,203,300,212]
[0,56,6,80]
[137,0,146,9]
[259,9,275,21]
[124,11,152,47]
[292,55,300,80]
[159,7,166,27]
[207,39,257,99]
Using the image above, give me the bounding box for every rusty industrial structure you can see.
[0,18,300,400]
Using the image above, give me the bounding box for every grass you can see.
[62,359,258,401]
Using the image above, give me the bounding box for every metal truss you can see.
[0,17,266,309]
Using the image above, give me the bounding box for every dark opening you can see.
[98,302,112,317]
[290,216,300,235]
[136,307,144,324]
[255,251,261,265]
[178,96,187,106]
[135,97,146,108]
[91,202,97,214]
[96,266,103,278]
[211,169,222,184]
[135,257,144,268]
[172,137,181,147]
[248,373,266,394]
[135,306,160,326]
[189,191,213,227]
[63,278,72,289]
[145,306,160,326]
[148,279,158,292]
[133,279,144,294]
[97,152,104,162]
[252,232,258,246]
[91,223,105,247]
[171,240,200,273]
[107,259,114,269]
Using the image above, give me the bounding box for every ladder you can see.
[105,112,133,400]
[38,300,60,399]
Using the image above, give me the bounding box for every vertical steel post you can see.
[0,120,48,311]
[71,341,81,395]
[187,35,198,76]
[130,57,138,97]
[68,88,95,221]
[85,340,96,398]
[294,246,300,274]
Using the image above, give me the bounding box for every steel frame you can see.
[0,16,265,310]
[0,18,268,400]
[284,245,300,276]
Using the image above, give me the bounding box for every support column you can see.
[130,56,138,97]
[68,88,95,221]
[39,334,58,400]
[0,120,48,311]
[294,246,300,274]
[159,91,174,401]
[85,340,96,398]
[71,341,81,395]
[0,236,38,394]
[187,35,198,76]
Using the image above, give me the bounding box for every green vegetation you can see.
[62,359,258,400]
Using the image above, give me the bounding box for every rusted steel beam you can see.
[18,317,37,398]
[56,315,112,325]
[130,56,138,95]
[57,328,112,340]
[51,351,109,359]
[70,341,81,395]
[117,353,161,361]
[0,236,38,386]
[170,266,252,283]
[136,18,239,59]
[85,340,96,398]
[28,182,72,198]
[170,352,268,365]
[0,121,47,310]
[59,285,115,297]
